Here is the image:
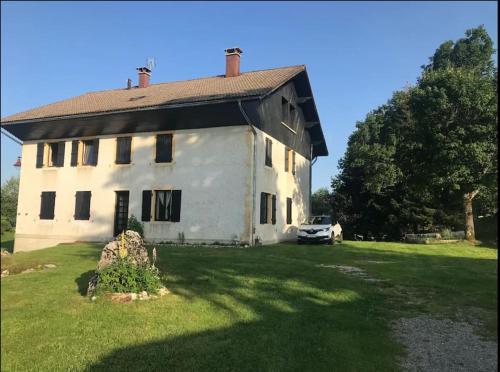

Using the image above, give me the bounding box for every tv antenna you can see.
[147,57,156,71]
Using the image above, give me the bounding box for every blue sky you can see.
[1,1,497,190]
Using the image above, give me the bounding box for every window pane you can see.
[83,141,94,165]
[155,190,172,221]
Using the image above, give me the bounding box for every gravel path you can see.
[393,316,498,372]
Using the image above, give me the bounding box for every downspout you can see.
[238,100,257,246]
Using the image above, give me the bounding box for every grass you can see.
[1,240,497,371]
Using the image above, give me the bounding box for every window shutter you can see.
[141,190,152,222]
[260,192,267,224]
[156,134,173,163]
[40,192,56,219]
[171,190,182,222]
[92,139,99,165]
[292,151,296,175]
[36,143,44,168]
[285,148,289,172]
[56,142,65,167]
[71,141,79,166]
[116,137,132,164]
[286,198,292,224]
[271,195,276,225]
[75,191,91,220]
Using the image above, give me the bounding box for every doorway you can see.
[114,191,129,236]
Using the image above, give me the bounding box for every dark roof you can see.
[1,66,305,123]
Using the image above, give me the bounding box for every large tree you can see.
[411,26,497,240]
[331,26,497,241]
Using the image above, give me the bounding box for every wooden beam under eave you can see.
[305,121,320,128]
[296,97,312,104]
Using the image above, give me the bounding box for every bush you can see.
[1,216,12,234]
[127,215,144,238]
[441,228,453,240]
[96,259,161,294]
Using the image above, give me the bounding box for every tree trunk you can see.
[464,190,478,241]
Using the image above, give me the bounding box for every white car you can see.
[297,216,342,244]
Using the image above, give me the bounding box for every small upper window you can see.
[82,139,99,166]
[116,137,132,164]
[281,97,297,132]
[48,142,65,167]
[265,138,272,167]
[156,134,173,163]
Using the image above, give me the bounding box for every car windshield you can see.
[304,216,332,225]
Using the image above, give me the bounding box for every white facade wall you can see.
[14,126,253,251]
[14,124,311,251]
[253,127,311,244]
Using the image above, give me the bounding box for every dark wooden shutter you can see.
[116,137,131,164]
[156,134,173,163]
[171,190,182,222]
[265,139,272,167]
[71,141,79,166]
[285,148,289,172]
[75,191,91,220]
[271,194,276,225]
[36,143,44,168]
[286,198,292,224]
[292,151,296,175]
[141,190,152,222]
[260,192,267,224]
[92,139,99,165]
[56,142,65,167]
[40,192,56,219]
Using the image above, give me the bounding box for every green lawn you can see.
[1,240,497,371]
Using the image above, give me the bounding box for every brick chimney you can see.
[225,47,243,77]
[136,67,151,88]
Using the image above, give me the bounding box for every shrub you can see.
[96,259,161,294]
[127,215,144,238]
[1,216,12,234]
[441,228,453,240]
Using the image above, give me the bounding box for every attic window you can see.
[281,97,297,133]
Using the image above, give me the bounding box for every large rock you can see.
[86,230,149,296]
[97,230,149,270]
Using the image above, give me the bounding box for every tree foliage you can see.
[311,188,332,216]
[332,26,497,241]
[1,176,19,230]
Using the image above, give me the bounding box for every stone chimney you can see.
[136,67,151,88]
[225,47,243,78]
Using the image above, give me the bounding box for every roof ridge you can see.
[84,64,306,95]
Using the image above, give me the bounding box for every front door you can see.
[114,191,129,236]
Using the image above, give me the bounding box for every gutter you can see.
[238,99,257,246]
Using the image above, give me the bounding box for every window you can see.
[260,192,276,224]
[281,97,289,123]
[281,97,297,132]
[40,192,56,220]
[82,140,99,166]
[48,142,65,167]
[36,142,64,168]
[286,197,292,224]
[116,137,132,164]
[74,191,91,220]
[151,189,182,222]
[265,138,272,167]
[156,134,173,163]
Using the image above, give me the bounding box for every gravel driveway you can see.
[393,316,498,372]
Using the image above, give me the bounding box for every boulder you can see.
[86,230,150,296]
[97,230,149,270]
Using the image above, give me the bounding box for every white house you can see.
[1,48,328,251]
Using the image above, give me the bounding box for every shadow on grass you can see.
[75,270,95,296]
[80,243,496,370]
